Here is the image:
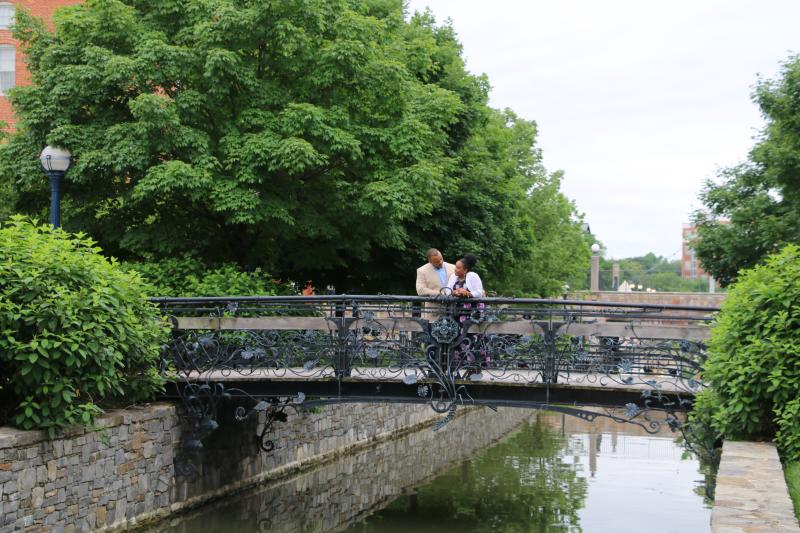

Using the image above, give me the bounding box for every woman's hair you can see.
[459,253,477,271]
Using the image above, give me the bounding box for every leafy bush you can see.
[0,217,169,435]
[691,244,800,460]
[122,258,291,297]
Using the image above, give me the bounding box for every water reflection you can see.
[148,408,710,533]
[349,414,588,533]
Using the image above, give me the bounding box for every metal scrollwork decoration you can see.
[430,316,460,344]
[178,382,227,451]
[234,393,306,452]
[155,295,717,450]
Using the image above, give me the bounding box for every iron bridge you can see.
[153,295,718,453]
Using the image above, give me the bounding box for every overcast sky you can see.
[405,0,800,260]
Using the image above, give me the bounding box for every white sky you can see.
[405,0,800,259]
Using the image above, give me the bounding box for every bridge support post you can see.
[543,327,558,384]
[591,247,600,291]
[334,299,352,378]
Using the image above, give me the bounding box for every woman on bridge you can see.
[446,253,484,299]
[447,254,488,378]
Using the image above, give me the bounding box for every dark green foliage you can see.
[0,128,13,223]
[0,0,589,296]
[0,217,169,435]
[122,257,292,296]
[691,244,800,461]
[693,56,800,286]
[0,178,14,223]
[640,272,709,292]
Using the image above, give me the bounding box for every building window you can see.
[0,45,14,96]
[0,4,14,30]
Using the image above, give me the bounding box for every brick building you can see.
[681,219,731,282]
[681,224,711,280]
[0,0,82,128]
[681,224,706,279]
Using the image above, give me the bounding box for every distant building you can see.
[0,1,83,128]
[681,224,710,280]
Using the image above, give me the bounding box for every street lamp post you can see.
[590,243,601,292]
[39,146,72,228]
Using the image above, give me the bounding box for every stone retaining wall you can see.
[0,401,443,532]
[153,407,535,533]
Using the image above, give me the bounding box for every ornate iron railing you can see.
[154,295,718,454]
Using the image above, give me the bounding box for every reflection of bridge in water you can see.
[154,296,717,449]
[561,412,692,478]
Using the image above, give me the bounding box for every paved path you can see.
[712,441,800,532]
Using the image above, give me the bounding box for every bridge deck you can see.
[165,367,699,411]
[174,367,694,392]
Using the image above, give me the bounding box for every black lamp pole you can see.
[46,169,63,228]
[39,146,72,229]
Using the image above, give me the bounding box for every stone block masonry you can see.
[141,406,536,533]
[712,441,800,532]
[0,404,179,532]
[0,401,444,532]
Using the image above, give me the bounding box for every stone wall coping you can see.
[711,440,800,532]
[576,290,725,296]
[0,402,177,449]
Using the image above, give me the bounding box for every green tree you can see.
[693,56,800,286]
[3,0,461,274]
[0,0,588,294]
[612,254,709,292]
[502,170,590,296]
[573,252,710,292]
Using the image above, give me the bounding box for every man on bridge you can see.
[416,248,455,297]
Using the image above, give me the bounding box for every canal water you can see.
[150,408,711,533]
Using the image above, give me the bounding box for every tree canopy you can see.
[565,251,709,293]
[602,253,708,292]
[0,0,588,295]
[692,55,800,286]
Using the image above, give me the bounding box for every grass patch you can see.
[785,461,800,519]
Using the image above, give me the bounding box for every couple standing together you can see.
[416,248,484,299]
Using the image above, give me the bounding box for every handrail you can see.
[149,294,721,313]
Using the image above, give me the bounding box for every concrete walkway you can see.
[712,441,800,532]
